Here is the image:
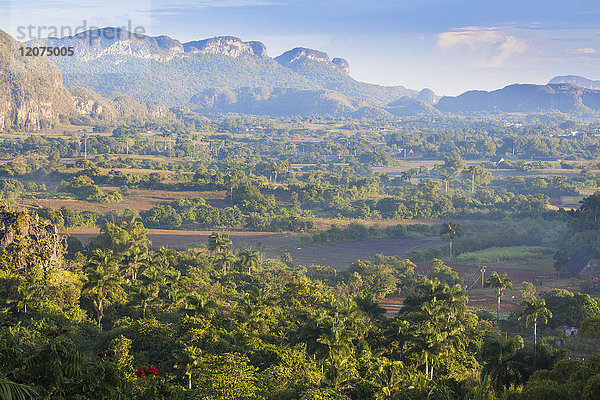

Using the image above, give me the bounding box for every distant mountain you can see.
[436,83,600,114]
[549,75,600,91]
[26,28,428,116]
[27,28,184,62]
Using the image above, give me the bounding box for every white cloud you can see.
[569,47,597,54]
[437,27,528,67]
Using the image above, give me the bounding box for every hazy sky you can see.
[2,0,600,95]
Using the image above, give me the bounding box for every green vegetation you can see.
[0,113,599,399]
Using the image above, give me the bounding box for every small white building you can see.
[562,326,579,336]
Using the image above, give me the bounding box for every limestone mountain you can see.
[275,47,415,107]
[26,28,429,116]
[0,28,174,130]
[28,28,184,62]
[549,75,600,91]
[435,83,600,114]
[0,29,75,130]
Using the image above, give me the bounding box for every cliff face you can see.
[275,47,332,67]
[332,58,350,74]
[0,30,76,130]
[183,36,268,58]
[0,208,63,272]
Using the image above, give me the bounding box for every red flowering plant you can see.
[135,365,159,377]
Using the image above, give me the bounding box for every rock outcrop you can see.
[27,28,184,61]
[549,75,600,91]
[275,47,332,68]
[417,88,436,104]
[0,208,63,272]
[183,36,267,58]
[332,58,350,74]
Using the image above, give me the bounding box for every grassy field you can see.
[455,246,556,273]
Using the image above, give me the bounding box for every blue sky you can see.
[2,0,600,95]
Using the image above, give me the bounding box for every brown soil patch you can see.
[62,227,297,251]
[288,237,439,269]
[24,189,228,214]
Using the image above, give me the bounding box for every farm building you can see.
[558,257,600,279]
[562,326,579,336]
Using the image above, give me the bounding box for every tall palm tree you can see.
[440,172,452,193]
[519,298,552,345]
[481,336,523,394]
[213,251,236,275]
[208,232,232,254]
[120,248,147,280]
[82,249,122,330]
[439,222,461,259]
[463,165,482,194]
[151,246,177,270]
[185,292,217,318]
[486,272,513,320]
[237,250,261,275]
[132,267,165,318]
[163,269,182,308]
[13,284,41,314]
[579,192,600,222]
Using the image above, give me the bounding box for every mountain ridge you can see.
[25,28,426,114]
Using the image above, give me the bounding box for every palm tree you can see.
[400,171,412,182]
[132,267,165,318]
[13,284,41,314]
[374,359,403,399]
[185,292,217,318]
[440,172,452,193]
[82,249,122,331]
[120,248,147,280]
[151,246,176,270]
[485,272,513,320]
[0,378,37,400]
[163,269,182,309]
[130,282,159,319]
[481,336,523,394]
[579,192,600,222]
[208,232,232,254]
[237,250,261,275]
[519,298,552,345]
[225,170,245,201]
[463,165,482,194]
[439,222,461,259]
[213,251,236,275]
